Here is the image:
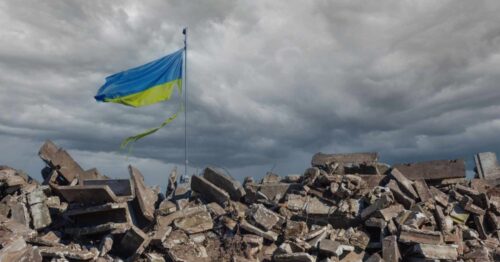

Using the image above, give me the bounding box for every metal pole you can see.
[183,28,188,177]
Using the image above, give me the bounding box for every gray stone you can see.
[38,246,98,260]
[239,219,278,242]
[249,204,280,230]
[30,202,52,230]
[410,243,458,260]
[392,159,466,181]
[203,166,245,200]
[390,168,418,199]
[129,165,158,222]
[475,152,500,180]
[191,175,230,206]
[361,194,393,219]
[114,225,150,260]
[319,239,353,257]
[383,235,401,262]
[173,210,213,234]
[82,179,134,200]
[306,197,334,216]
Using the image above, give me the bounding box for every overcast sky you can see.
[1,0,499,187]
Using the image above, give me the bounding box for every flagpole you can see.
[183,28,188,177]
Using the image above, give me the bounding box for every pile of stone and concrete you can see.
[0,141,499,261]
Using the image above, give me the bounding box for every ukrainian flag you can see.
[95,48,183,107]
[95,48,184,148]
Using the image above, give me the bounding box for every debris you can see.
[173,209,213,234]
[410,243,458,260]
[390,168,418,199]
[240,219,278,242]
[318,239,353,257]
[248,204,280,231]
[413,179,432,202]
[191,175,230,206]
[81,178,134,200]
[475,152,500,180]
[398,225,442,244]
[203,166,245,200]
[113,225,150,260]
[38,245,98,260]
[0,141,499,261]
[28,188,52,229]
[129,165,158,222]
[392,159,466,180]
[311,152,378,174]
[382,235,401,262]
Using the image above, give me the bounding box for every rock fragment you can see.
[129,165,158,222]
[203,166,245,200]
[191,175,230,206]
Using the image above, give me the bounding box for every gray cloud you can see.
[1,0,500,184]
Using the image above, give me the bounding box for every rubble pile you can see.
[0,141,499,261]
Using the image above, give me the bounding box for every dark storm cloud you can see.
[1,0,500,182]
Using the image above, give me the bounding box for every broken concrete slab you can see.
[410,243,458,260]
[38,140,85,183]
[0,235,29,261]
[375,204,404,221]
[392,159,466,181]
[284,220,308,240]
[157,199,177,216]
[248,204,280,231]
[253,183,302,202]
[319,239,353,257]
[173,209,213,234]
[390,168,418,199]
[361,194,393,219]
[82,179,134,200]
[64,202,131,235]
[146,252,166,262]
[166,247,210,262]
[10,200,31,227]
[312,152,378,174]
[203,166,245,200]
[312,152,378,167]
[306,197,335,216]
[29,201,52,230]
[413,179,432,202]
[57,185,121,205]
[240,219,278,242]
[475,152,500,180]
[38,245,98,260]
[398,225,442,245]
[206,202,226,217]
[191,175,230,206]
[461,196,486,216]
[156,205,208,229]
[364,253,383,262]
[387,180,414,209]
[128,165,157,223]
[0,167,28,194]
[382,235,401,262]
[113,225,150,260]
[429,186,449,207]
[150,226,172,247]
